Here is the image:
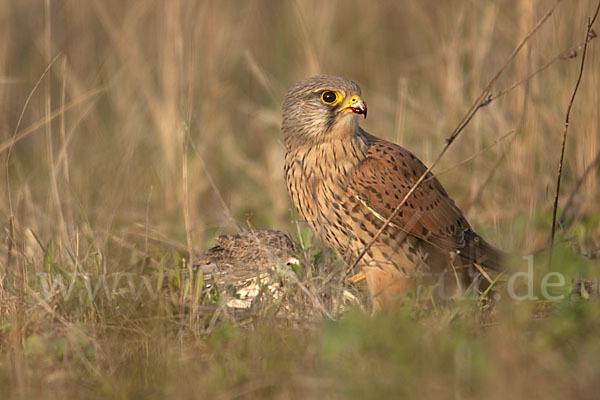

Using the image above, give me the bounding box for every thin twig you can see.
[489,35,596,102]
[349,0,563,271]
[473,263,493,285]
[427,129,515,181]
[549,2,600,265]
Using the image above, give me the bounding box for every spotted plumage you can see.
[282,75,504,311]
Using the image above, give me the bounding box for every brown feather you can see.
[351,131,504,270]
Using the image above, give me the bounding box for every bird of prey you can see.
[282,75,504,311]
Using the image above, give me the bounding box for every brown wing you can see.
[350,132,472,254]
[350,132,504,270]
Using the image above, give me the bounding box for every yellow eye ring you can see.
[320,91,342,106]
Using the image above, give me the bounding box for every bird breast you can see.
[284,134,369,254]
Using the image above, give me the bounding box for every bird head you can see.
[281,75,367,147]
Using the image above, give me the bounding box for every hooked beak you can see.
[338,95,367,119]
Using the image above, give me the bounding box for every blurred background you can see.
[1,1,600,399]
[1,0,599,261]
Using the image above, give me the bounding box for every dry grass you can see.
[1,0,600,398]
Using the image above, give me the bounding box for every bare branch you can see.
[489,35,596,103]
[549,1,600,265]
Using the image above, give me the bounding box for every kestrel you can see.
[192,230,299,309]
[282,75,504,311]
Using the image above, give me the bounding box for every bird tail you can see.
[460,230,506,272]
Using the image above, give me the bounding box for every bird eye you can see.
[321,91,340,105]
